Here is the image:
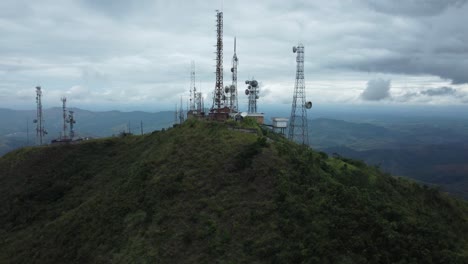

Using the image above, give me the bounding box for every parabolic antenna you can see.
[245,89,250,95]
[245,80,250,85]
[293,46,297,53]
[231,67,234,73]
[305,101,312,109]
[251,80,258,87]
[225,86,230,93]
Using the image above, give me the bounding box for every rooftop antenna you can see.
[245,79,259,113]
[33,86,47,145]
[67,110,76,139]
[61,96,68,140]
[211,10,224,111]
[288,43,312,145]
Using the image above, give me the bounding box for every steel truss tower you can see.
[245,79,259,113]
[179,96,185,124]
[190,61,196,111]
[67,110,76,139]
[34,86,47,145]
[229,37,239,112]
[288,44,311,145]
[61,97,68,140]
[212,10,224,111]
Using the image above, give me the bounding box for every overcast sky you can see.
[1,0,467,111]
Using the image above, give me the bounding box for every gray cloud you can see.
[361,78,391,101]
[1,0,468,110]
[365,0,467,17]
[420,86,457,96]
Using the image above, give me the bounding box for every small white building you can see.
[272,117,288,128]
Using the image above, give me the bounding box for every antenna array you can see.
[288,44,312,145]
[245,79,259,113]
[212,10,224,111]
[33,86,47,145]
[61,97,68,140]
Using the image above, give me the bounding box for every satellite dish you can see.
[245,89,250,95]
[251,80,258,87]
[293,46,297,53]
[245,80,250,84]
[248,85,252,89]
[240,112,248,117]
[230,85,235,92]
[231,67,234,73]
[225,86,230,93]
[305,101,312,109]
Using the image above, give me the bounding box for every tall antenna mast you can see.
[288,44,312,145]
[61,96,68,140]
[67,110,76,139]
[230,37,239,112]
[33,86,47,145]
[190,61,196,111]
[212,10,224,111]
[179,96,185,124]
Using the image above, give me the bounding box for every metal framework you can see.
[229,37,239,112]
[34,86,47,145]
[179,96,185,124]
[288,44,310,145]
[67,110,76,139]
[61,97,68,140]
[190,61,196,111]
[212,10,224,111]
[245,79,259,113]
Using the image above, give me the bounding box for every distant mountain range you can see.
[310,118,468,199]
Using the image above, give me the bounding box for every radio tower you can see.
[33,86,47,145]
[230,37,239,112]
[190,61,196,111]
[61,97,68,140]
[67,110,76,139]
[288,44,312,145]
[245,79,259,113]
[179,96,185,124]
[211,10,224,111]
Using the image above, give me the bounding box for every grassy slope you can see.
[0,119,467,263]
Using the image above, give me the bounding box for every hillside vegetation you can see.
[0,119,467,263]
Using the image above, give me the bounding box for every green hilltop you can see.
[0,119,467,263]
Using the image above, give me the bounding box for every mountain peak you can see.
[1,119,467,263]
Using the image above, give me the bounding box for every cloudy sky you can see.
[1,0,468,111]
